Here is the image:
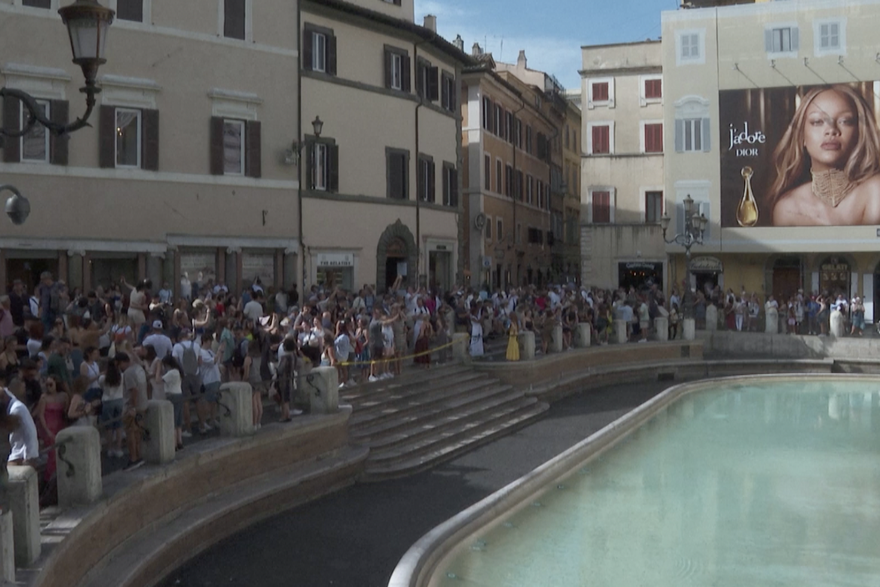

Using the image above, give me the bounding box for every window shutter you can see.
[245,120,261,178]
[442,164,448,205]
[99,105,115,168]
[441,74,449,110]
[49,99,69,165]
[402,55,411,92]
[384,49,393,89]
[388,153,399,198]
[328,144,339,193]
[451,168,458,207]
[2,97,21,163]
[427,66,439,101]
[764,29,774,52]
[224,0,245,40]
[327,34,337,75]
[674,119,684,153]
[487,101,494,134]
[209,116,224,175]
[416,63,425,99]
[302,30,313,72]
[701,117,711,152]
[142,108,159,171]
[429,161,436,203]
[306,142,315,190]
[790,27,799,51]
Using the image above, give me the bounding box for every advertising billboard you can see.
[719,82,880,227]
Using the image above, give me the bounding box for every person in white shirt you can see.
[3,384,38,465]
[161,355,184,451]
[243,291,265,322]
[199,333,224,430]
[142,321,173,359]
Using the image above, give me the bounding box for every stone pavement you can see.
[160,377,688,587]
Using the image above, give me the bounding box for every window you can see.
[590,124,611,155]
[418,156,435,203]
[494,105,502,138]
[676,118,707,152]
[384,47,410,92]
[676,29,705,65]
[482,97,492,132]
[484,154,491,191]
[495,160,502,194]
[22,0,50,7]
[525,125,533,154]
[645,78,662,100]
[496,218,503,243]
[766,26,799,54]
[303,25,336,75]
[386,148,409,199]
[505,111,514,144]
[588,78,614,109]
[537,180,544,209]
[592,191,611,224]
[514,119,522,149]
[440,72,456,112]
[416,59,439,101]
[505,164,513,197]
[442,162,458,207]
[21,100,49,163]
[564,126,569,150]
[572,130,577,152]
[308,140,338,192]
[592,82,608,102]
[115,108,141,168]
[645,191,663,223]
[222,119,245,175]
[527,227,543,244]
[117,0,144,22]
[486,217,492,240]
[815,19,845,56]
[643,122,663,153]
[526,175,534,205]
[223,0,246,40]
[516,170,523,201]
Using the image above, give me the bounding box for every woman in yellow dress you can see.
[506,317,520,362]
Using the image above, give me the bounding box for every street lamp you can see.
[660,194,707,319]
[0,0,115,224]
[284,116,324,165]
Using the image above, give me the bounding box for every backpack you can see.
[181,341,199,377]
[231,339,246,369]
[50,286,62,314]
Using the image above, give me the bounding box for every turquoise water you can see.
[434,380,880,587]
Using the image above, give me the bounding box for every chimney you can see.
[423,14,437,32]
[517,50,527,69]
[472,42,483,56]
[453,34,464,52]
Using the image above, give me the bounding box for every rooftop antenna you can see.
[499,37,504,61]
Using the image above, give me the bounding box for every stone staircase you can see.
[341,362,548,480]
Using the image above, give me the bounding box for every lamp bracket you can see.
[0,84,100,138]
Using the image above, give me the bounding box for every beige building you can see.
[662,0,880,317]
[0,0,299,293]
[579,40,665,290]
[461,46,557,289]
[299,0,468,292]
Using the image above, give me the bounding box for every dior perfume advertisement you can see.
[719,82,880,227]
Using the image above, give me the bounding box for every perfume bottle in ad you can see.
[736,166,759,227]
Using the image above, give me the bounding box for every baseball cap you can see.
[152,320,163,329]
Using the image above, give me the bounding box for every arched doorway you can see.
[376,220,417,292]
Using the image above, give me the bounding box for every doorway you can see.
[772,257,802,300]
[7,257,58,293]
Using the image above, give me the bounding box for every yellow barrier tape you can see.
[338,338,461,367]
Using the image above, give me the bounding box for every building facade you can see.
[662,0,880,318]
[579,40,665,290]
[562,97,582,284]
[461,46,556,289]
[299,0,467,292]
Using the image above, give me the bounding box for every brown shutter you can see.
[305,142,315,190]
[99,105,115,168]
[487,101,494,134]
[387,153,398,198]
[441,74,449,109]
[327,34,337,76]
[402,55,411,92]
[2,96,21,163]
[302,29,313,72]
[428,161,435,203]
[210,116,224,175]
[245,120,261,178]
[142,108,159,171]
[416,63,425,99]
[384,49,393,89]
[451,168,458,207]
[328,144,339,192]
[442,165,448,205]
[427,66,439,101]
[49,99,69,165]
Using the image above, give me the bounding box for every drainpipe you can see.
[414,32,435,289]
[296,1,305,289]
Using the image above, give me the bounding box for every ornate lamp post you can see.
[660,194,708,321]
[0,0,115,224]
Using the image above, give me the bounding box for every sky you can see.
[414,0,680,91]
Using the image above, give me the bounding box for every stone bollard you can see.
[765,308,778,334]
[575,323,591,348]
[0,511,13,582]
[56,427,102,509]
[306,367,340,414]
[518,330,536,360]
[452,332,470,363]
[219,382,254,436]
[705,305,718,332]
[143,400,175,465]
[613,320,628,344]
[654,317,669,342]
[830,310,845,337]
[549,325,563,353]
[7,466,39,566]
[682,318,696,341]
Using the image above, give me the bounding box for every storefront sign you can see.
[625,262,659,271]
[317,252,354,267]
[690,256,723,273]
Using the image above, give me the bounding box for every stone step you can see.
[362,400,549,481]
[341,362,469,400]
[366,396,543,468]
[77,445,369,587]
[349,376,499,430]
[352,387,523,450]
[352,384,521,448]
[342,371,488,411]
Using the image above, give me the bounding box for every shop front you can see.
[426,240,455,292]
[689,256,723,295]
[315,252,355,291]
[618,261,664,291]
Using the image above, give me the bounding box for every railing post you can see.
[518,330,536,360]
[0,510,13,582]
[575,323,591,348]
[452,333,469,363]
[56,427,102,508]
[6,466,39,565]
[143,400,175,465]
[218,382,254,437]
[306,367,339,414]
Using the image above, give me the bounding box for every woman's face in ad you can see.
[804,90,858,172]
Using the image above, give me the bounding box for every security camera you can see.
[3,188,30,226]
